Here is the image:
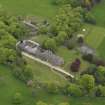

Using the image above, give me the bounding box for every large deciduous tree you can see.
[52,5,82,37]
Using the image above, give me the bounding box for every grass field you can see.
[25,57,68,85]
[91,0,105,27]
[0,0,57,18]
[0,65,35,105]
[1,65,105,105]
[1,0,105,104]
[82,24,105,60]
[97,37,105,59]
[82,24,105,49]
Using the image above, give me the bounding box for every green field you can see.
[89,0,105,59]
[91,0,105,27]
[81,24,105,49]
[0,0,57,18]
[0,65,35,105]
[97,37,105,59]
[1,65,105,105]
[25,57,68,84]
[81,24,105,59]
[1,0,105,104]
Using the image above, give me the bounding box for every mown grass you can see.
[91,0,105,27]
[82,24,105,49]
[82,24,105,60]
[0,0,57,18]
[97,37,105,59]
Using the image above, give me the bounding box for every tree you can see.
[70,58,81,72]
[43,38,57,52]
[54,0,81,7]
[84,12,96,24]
[67,83,82,96]
[0,47,17,65]
[95,85,105,97]
[0,30,17,65]
[82,0,93,10]
[55,31,67,45]
[80,74,95,94]
[0,11,33,83]
[95,66,105,84]
[66,37,77,49]
[52,5,82,37]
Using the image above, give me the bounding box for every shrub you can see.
[12,66,33,83]
[92,57,105,66]
[38,26,48,34]
[12,92,22,105]
[67,83,82,97]
[42,38,57,52]
[95,66,105,84]
[82,54,93,62]
[84,12,96,24]
[79,74,95,94]
[55,31,67,45]
[95,85,105,97]
[44,82,60,94]
[66,38,77,49]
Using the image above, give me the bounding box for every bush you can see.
[12,65,33,83]
[55,31,67,45]
[84,12,96,24]
[44,82,60,94]
[95,85,105,97]
[42,38,57,52]
[79,74,95,94]
[82,54,93,63]
[81,64,97,75]
[38,26,48,34]
[12,92,22,105]
[66,38,77,49]
[67,83,83,97]
[95,66,105,84]
[92,57,105,66]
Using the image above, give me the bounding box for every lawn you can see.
[97,37,105,59]
[25,57,69,85]
[82,24,105,49]
[1,64,105,105]
[0,0,57,18]
[0,65,35,105]
[91,0,105,27]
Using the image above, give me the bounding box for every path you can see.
[22,52,74,78]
